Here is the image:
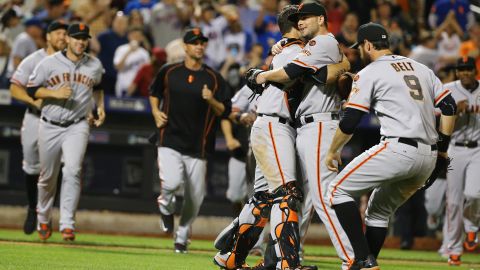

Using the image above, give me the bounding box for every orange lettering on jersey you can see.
[188,75,194,83]
[300,49,311,56]
[390,63,401,72]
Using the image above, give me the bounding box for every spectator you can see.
[0,35,10,88]
[6,18,44,79]
[127,47,166,97]
[223,5,252,63]
[408,31,439,71]
[113,27,150,97]
[150,0,192,48]
[237,0,259,40]
[73,0,111,38]
[322,0,349,35]
[459,23,480,79]
[435,10,463,69]
[34,0,71,26]
[94,11,129,95]
[254,0,281,59]
[428,0,475,32]
[336,12,362,72]
[165,38,185,63]
[123,0,156,24]
[239,43,263,75]
[128,9,153,51]
[0,6,23,46]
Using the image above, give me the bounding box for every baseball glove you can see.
[245,68,265,96]
[336,72,355,100]
[419,155,451,191]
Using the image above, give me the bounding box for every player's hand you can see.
[153,110,168,128]
[55,84,72,99]
[202,84,214,101]
[94,107,106,127]
[226,138,241,151]
[239,112,256,126]
[457,100,469,114]
[326,151,342,172]
[87,112,95,126]
[32,99,43,110]
[271,40,284,56]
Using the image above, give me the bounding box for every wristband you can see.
[437,132,451,152]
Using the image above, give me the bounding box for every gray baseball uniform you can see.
[28,51,103,231]
[294,33,354,269]
[10,49,48,175]
[329,55,446,230]
[443,80,480,256]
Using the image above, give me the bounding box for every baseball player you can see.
[26,23,105,241]
[9,21,68,235]
[149,28,231,253]
[250,3,354,269]
[324,23,456,269]
[442,57,480,266]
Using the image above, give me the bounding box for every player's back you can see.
[348,55,446,145]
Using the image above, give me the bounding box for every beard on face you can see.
[360,45,371,66]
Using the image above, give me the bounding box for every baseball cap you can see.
[350,22,389,49]
[47,20,68,33]
[456,56,476,70]
[288,2,327,23]
[67,23,91,39]
[24,17,45,29]
[183,28,208,44]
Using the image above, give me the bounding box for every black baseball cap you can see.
[288,2,327,23]
[350,22,389,49]
[456,56,476,70]
[47,20,68,33]
[67,23,91,39]
[183,28,208,44]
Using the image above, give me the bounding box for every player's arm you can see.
[326,55,350,85]
[436,94,457,156]
[202,84,227,116]
[326,107,366,172]
[149,65,169,128]
[10,83,41,108]
[221,119,241,151]
[29,85,72,100]
[92,86,105,127]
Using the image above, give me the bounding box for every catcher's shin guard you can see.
[214,191,272,269]
[270,182,303,270]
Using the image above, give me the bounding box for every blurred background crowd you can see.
[1,0,480,250]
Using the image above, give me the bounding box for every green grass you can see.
[0,229,478,270]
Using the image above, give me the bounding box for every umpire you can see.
[149,28,231,253]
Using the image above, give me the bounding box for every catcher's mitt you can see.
[419,155,451,191]
[336,72,355,100]
[245,68,265,96]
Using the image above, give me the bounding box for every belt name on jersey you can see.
[47,73,96,88]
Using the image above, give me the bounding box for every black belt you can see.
[42,116,86,128]
[294,112,340,128]
[396,137,437,151]
[27,107,41,116]
[257,113,290,125]
[454,141,478,148]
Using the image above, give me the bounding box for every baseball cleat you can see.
[160,213,174,234]
[349,254,380,270]
[463,232,478,252]
[38,222,52,241]
[174,242,187,254]
[23,208,37,235]
[448,255,461,266]
[240,262,317,270]
[61,228,75,241]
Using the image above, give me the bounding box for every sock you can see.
[25,174,39,209]
[333,201,370,260]
[365,226,388,258]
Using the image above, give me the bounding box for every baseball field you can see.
[0,228,478,270]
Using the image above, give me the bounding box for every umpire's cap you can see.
[183,28,208,44]
[67,23,91,39]
[288,2,327,23]
[456,56,476,70]
[350,22,389,49]
[47,20,68,33]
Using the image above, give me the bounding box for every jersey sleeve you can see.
[231,85,253,112]
[27,59,49,88]
[431,73,452,106]
[10,57,35,86]
[291,36,341,73]
[345,72,373,113]
[149,64,168,99]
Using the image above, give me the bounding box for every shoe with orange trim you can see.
[239,261,317,270]
[448,255,461,266]
[61,228,75,241]
[349,254,380,270]
[463,232,478,252]
[38,222,52,240]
